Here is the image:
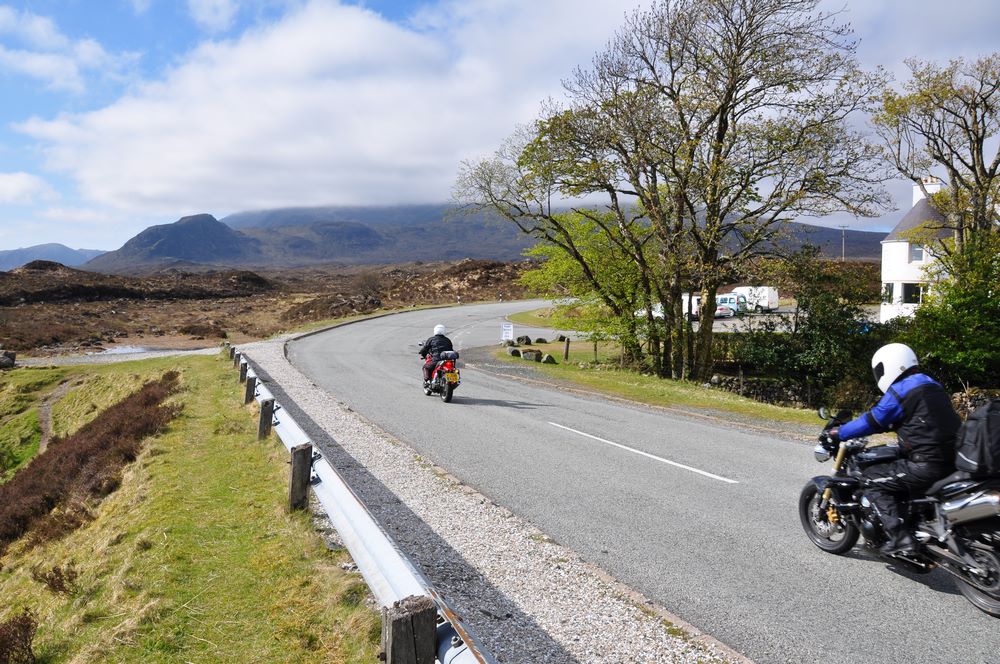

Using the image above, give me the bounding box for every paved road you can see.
[288,301,1000,664]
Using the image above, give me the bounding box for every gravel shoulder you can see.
[239,337,751,664]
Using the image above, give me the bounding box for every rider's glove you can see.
[818,427,840,451]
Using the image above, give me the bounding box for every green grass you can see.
[0,355,379,663]
[506,307,562,329]
[499,342,820,426]
[0,367,69,480]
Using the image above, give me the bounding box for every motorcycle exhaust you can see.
[941,490,1000,526]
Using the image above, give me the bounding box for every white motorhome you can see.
[635,294,702,320]
[731,286,779,313]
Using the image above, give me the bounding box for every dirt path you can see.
[38,381,73,453]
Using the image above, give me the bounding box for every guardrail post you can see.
[239,360,248,383]
[233,351,241,369]
[229,345,236,360]
[289,443,313,511]
[258,399,275,439]
[381,595,437,664]
[244,375,257,404]
[563,337,570,361]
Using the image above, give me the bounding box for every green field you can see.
[0,355,378,663]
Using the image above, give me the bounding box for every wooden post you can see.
[233,351,241,369]
[381,595,438,664]
[229,345,236,359]
[563,337,570,362]
[258,398,275,439]
[593,340,598,362]
[244,376,257,404]
[289,443,313,511]
[239,361,248,383]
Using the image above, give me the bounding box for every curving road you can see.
[287,301,1000,664]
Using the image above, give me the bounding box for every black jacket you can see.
[419,334,454,359]
[840,371,961,465]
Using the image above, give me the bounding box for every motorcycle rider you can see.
[419,324,454,386]
[820,343,961,556]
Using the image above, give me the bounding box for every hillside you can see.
[84,214,263,274]
[0,244,104,271]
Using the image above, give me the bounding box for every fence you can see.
[227,344,496,664]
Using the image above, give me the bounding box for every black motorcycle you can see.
[799,408,1000,617]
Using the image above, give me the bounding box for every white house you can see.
[880,176,950,322]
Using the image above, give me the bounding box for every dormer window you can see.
[908,244,924,263]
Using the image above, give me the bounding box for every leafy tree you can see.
[873,54,1000,257]
[902,232,1000,389]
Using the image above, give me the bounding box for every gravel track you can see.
[239,336,747,664]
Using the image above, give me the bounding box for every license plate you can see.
[445,372,459,383]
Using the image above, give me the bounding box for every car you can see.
[714,304,736,318]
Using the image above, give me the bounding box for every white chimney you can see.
[913,175,943,207]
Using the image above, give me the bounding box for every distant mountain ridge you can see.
[81,205,885,274]
[0,243,105,271]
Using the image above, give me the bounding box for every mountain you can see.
[81,205,886,275]
[0,243,105,271]
[85,214,263,274]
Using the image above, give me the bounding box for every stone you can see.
[534,337,548,344]
[556,334,567,342]
[516,335,533,345]
[521,350,541,362]
[541,354,557,364]
[710,374,721,385]
[507,348,521,357]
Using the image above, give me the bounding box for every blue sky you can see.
[1,0,999,251]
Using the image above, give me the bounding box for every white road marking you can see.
[548,422,739,484]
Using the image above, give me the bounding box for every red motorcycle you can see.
[423,350,461,402]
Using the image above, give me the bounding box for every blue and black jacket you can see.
[839,371,961,465]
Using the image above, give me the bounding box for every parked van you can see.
[715,292,748,315]
[635,294,702,321]
[731,286,779,313]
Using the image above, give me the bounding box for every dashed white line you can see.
[548,422,739,484]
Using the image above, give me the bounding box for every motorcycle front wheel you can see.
[799,483,859,554]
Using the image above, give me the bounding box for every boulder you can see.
[534,337,548,344]
[507,348,521,357]
[0,351,15,369]
[556,334,567,342]
[541,354,557,364]
[521,350,542,362]
[516,335,533,345]
[501,339,516,347]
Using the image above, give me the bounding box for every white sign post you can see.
[501,322,514,341]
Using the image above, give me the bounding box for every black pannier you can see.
[954,399,1000,477]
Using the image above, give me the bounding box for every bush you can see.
[0,372,181,555]
[0,608,37,664]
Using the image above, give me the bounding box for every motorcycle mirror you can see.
[835,409,854,422]
[817,407,829,420]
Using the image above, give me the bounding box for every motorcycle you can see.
[423,350,460,403]
[799,407,1000,617]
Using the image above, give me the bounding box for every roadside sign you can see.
[501,322,514,341]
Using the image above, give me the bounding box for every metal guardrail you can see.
[232,348,496,664]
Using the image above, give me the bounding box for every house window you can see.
[909,244,924,262]
[881,283,894,304]
[902,283,925,304]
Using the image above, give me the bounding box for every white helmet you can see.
[871,343,918,393]
[433,324,447,336]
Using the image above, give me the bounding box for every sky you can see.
[0,0,998,251]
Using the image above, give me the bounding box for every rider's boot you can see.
[879,516,918,556]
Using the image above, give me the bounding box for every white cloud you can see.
[128,0,153,14]
[0,172,55,203]
[18,0,643,218]
[188,0,241,31]
[0,7,134,92]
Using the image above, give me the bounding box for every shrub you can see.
[0,372,181,555]
[0,609,37,664]
[31,564,78,594]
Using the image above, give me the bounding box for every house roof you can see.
[884,198,950,243]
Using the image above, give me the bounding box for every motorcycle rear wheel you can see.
[799,483,859,554]
[954,546,1000,617]
[441,384,454,403]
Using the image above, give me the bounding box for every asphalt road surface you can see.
[287,301,1000,664]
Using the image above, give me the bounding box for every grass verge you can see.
[0,355,379,663]
[496,342,820,426]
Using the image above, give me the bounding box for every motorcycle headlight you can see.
[814,444,832,462]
